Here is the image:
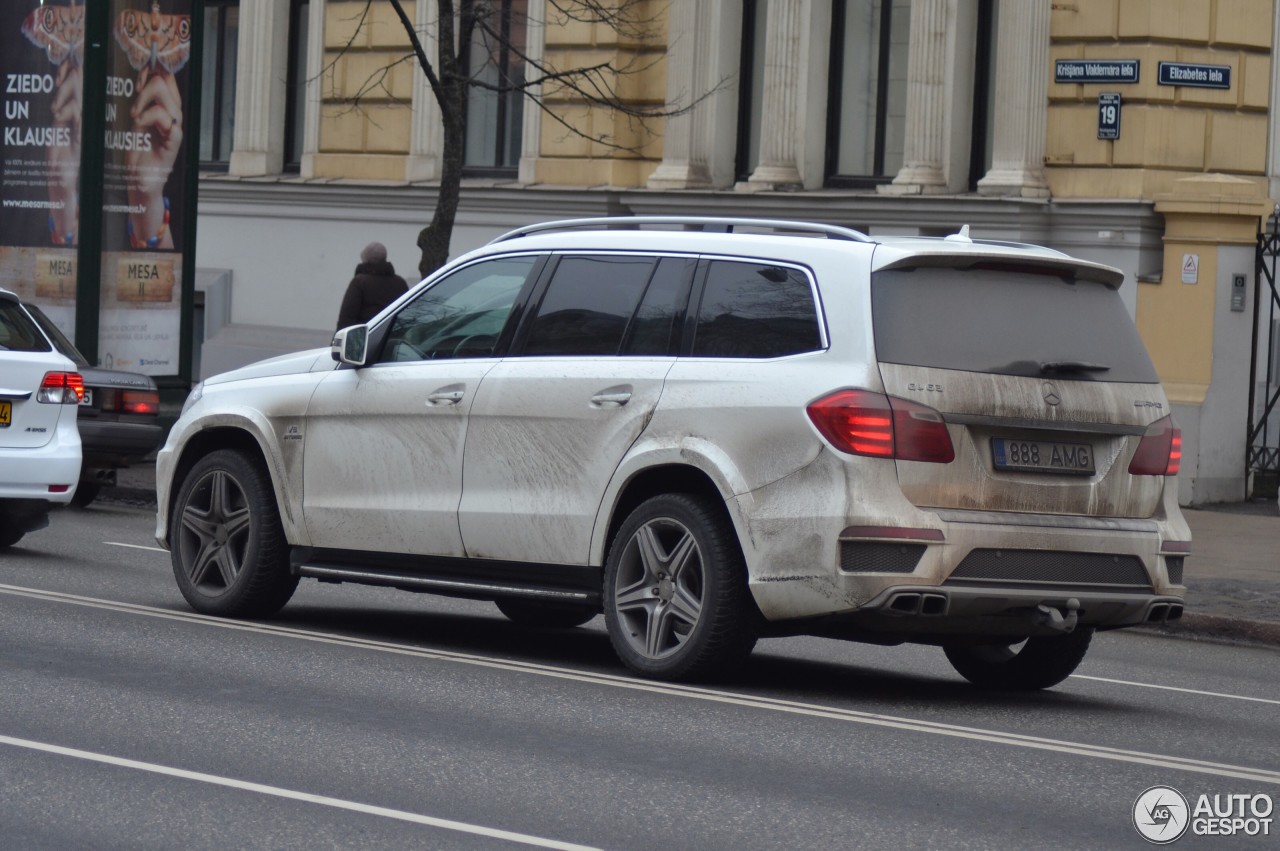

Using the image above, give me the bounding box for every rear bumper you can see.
[0,431,81,505]
[78,420,163,468]
[745,503,1189,634]
[803,586,1185,643]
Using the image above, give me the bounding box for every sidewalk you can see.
[105,465,1280,647]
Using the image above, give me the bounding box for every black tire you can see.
[603,493,759,681]
[71,483,101,508]
[943,628,1094,691]
[495,598,598,629]
[170,448,298,617]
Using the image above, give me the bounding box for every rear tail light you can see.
[807,389,955,463]
[121,390,159,415]
[94,388,160,415]
[1128,415,1181,476]
[37,372,84,404]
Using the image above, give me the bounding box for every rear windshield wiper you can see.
[1039,360,1111,374]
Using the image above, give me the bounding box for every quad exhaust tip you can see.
[886,591,949,616]
[1146,602,1184,624]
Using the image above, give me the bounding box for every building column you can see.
[1145,176,1273,504]
[518,0,546,184]
[647,1,740,190]
[228,0,290,177]
[1268,4,1280,199]
[405,0,444,182]
[299,0,326,178]
[745,0,808,189]
[977,1,1050,198]
[882,0,949,194]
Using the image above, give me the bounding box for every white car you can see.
[156,217,1190,689]
[0,288,83,547]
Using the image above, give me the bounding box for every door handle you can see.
[590,390,632,407]
[426,389,465,405]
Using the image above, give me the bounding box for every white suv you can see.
[156,218,1190,689]
[0,288,83,547]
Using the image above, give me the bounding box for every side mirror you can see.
[331,325,369,366]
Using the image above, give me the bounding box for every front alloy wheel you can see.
[171,449,297,617]
[604,494,758,681]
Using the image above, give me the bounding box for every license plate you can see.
[80,388,93,407]
[0,400,8,427]
[991,438,1094,475]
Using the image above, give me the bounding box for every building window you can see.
[968,0,996,190]
[734,0,769,182]
[462,0,528,175]
[200,0,239,167]
[284,0,310,171]
[824,0,911,187]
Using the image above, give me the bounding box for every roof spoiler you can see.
[874,252,1125,289]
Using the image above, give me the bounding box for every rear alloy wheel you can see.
[604,494,758,681]
[495,599,598,629]
[943,628,1094,691]
[170,449,297,617]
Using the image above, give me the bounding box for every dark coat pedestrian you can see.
[336,242,409,330]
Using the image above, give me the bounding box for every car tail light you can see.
[121,390,159,415]
[807,390,955,463]
[37,372,84,404]
[1128,415,1181,476]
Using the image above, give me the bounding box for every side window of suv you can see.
[379,256,537,363]
[521,255,657,356]
[691,261,822,358]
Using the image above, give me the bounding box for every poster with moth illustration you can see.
[0,0,86,334]
[97,0,195,375]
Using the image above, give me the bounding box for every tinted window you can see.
[0,301,52,353]
[522,256,656,356]
[691,262,822,358]
[871,267,1160,383]
[621,257,694,356]
[380,256,535,362]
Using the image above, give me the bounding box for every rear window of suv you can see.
[0,301,52,353]
[871,266,1160,383]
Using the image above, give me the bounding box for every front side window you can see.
[691,262,822,358]
[200,0,240,167]
[462,0,528,174]
[379,256,536,363]
[521,256,658,356]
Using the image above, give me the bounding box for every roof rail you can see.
[489,216,874,244]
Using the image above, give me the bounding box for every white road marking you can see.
[2,583,1279,786]
[103,541,167,553]
[1071,674,1280,706]
[0,733,599,851]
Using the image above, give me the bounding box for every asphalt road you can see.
[2,504,1278,850]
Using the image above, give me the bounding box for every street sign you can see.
[1157,62,1231,89]
[1098,93,1121,140]
[1055,59,1140,84]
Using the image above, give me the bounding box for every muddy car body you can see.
[155,218,1190,689]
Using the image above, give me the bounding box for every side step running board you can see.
[295,562,596,604]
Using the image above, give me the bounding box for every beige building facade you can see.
[195,0,1280,504]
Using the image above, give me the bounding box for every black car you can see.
[26,306,163,507]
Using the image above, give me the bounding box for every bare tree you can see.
[332,1,696,277]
